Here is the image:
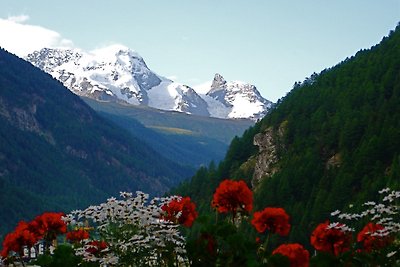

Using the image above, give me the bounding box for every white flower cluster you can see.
[329,188,400,236]
[63,191,188,266]
[326,222,355,232]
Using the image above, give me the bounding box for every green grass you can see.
[147,126,196,135]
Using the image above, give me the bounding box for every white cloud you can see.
[7,14,30,23]
[0,16,74,57]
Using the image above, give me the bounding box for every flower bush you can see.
[1,212,67,265]
[212,179,253,215]
[252,207,291,236]
[30,212,67,242]
[66,229,90,244]
[272,243,310,267]
[63,191,190,266]
[310,221,352,256]
[356,222,394,252]
[1,222,38,258]
[0,181,399,266]
[161,196,198,227]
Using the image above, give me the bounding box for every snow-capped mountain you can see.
[200,74,273,120]
[26,46,271,120]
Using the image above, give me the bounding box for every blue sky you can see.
[0,0,399,101]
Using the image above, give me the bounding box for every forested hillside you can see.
[173,24,400,245]
[0,48,192,237]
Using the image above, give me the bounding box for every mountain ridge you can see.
[26,46,272,120]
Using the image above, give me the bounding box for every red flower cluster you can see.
[161,196,198,227]
[251,207,291,236]
[66,229,90,244]
[30,212,67,241]
[310,221,352,256]
[1,212,67,258]
[86,240,108,255]
[272,243,310,267]
[357,222,393,252]
[1,222,38,258]
[212,179,253,214]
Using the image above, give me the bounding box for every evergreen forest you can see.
[173,23,400,247]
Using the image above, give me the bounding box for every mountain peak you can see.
[211,73,227,89]
[203,74,273,120]
[26,46,273,120]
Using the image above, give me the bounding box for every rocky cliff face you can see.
[252,122,286,188]
[0,96,56,144]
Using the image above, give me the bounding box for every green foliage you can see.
[185,214,259,267]
[173,23,400,248]
[309,252,341,267]
[34,245,89,267]
[266,254,290,267]
[255,24,400,245]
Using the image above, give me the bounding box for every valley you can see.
[84,98,254,167]
[0,5,399,264]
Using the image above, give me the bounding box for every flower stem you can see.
[265,232,271,251]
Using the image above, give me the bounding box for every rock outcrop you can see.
[252,122,286,188]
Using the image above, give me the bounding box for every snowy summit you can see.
[26,46,272,120]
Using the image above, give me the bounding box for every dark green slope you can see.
[173,24,400,245]
[83,98,254,167]
[0,48,192,236]
[254,24,400,243]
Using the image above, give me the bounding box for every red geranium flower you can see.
[1,232,19,258]
[1,221,39,258]
[212,179,253,214]
[357,222,393,252]
[161,196,198,227]
[14,221,40,247]
[310,221,352,256]
[86,240,108,255]
[251,207,291,236]
[30,212,67,241]
[272,243,310,267]
[66,229,90,243]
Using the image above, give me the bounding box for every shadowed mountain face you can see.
[0,48,193,236]
[83,98,254,168]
